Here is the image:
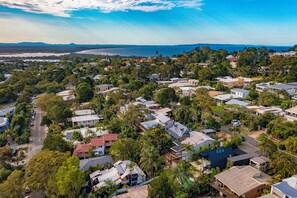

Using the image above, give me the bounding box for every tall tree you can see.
[25,150,69,196]
[0,170,24,198]
[76,82,93,103]
[56,156,85,198]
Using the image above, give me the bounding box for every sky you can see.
[0,0,297,45]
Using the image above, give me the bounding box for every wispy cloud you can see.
[0,0,203,17]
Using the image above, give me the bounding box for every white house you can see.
[90,160,146,191]
[231,89,250,98]
[71,115,103,127]
[285,106,297,122]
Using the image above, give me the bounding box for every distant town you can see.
[0,45,297,198]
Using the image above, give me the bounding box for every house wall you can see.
[93,146,105,156]
[243,184,269,198]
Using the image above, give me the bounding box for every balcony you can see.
[210,181,238,198]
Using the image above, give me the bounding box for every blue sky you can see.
[0,0,297,45]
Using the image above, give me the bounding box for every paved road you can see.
[26,107,47,162]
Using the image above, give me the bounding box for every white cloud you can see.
[0,0,203,17]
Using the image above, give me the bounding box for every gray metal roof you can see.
[79,155,114,170]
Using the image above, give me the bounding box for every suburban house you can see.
[74,109,96,116]
[140,114,174,131]
[225,99,251,107]
[71,115,103,127]
[95,84,113,92]
[249,156,270,171]
[261,175,297,198]
[256,106,284,116]
[284,106,297,122]
[256,82,297,96]
[56,90,76,102]
[166,132,215,166]
[149,73,160,81]
[99,87,119,99]
[79,155,114,170]
[168,79,199,88]
[211,166,270,198]
[216,76,244,88]
[256,83,270,92]
[73,134,118,159]
[90,160,146,191]
[63,127,109,142]
[231,88,250,98]
[212,94,241,104]
[178,87,198,97]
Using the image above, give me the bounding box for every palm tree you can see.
[139,144,160,178]
[172,162,193,186]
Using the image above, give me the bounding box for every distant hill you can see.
[0,42,292,55]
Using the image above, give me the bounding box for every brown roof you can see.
[250,156,270,165]
[215,166,270,196]
[208,91,224,97]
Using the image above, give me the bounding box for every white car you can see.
[233,122,241,127]
[231,120,239,124]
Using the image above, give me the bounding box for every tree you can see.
[154,88,178,107]
[43,134,71,152]
[0,170,24,198]
[259,91,280,107]
[194,88,216,112]
[0,147,13,161]
[139,143,162,178]
[148,171,175,198]
[0,134,7,147]
[71,131,83,141]
[172,162,193,186]
[144,127,172,155]
[110,138,140,163]
[36,93,65,112]
[25,150,69,196]
[76,82,93,103]
[56,156,85,198]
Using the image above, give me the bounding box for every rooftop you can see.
[79,155,114,170]
[167,122,189,139]
[273,175,297,197]
[181,131,214,146]
[74,109,95,116]
[212,94,241,101]
[226,99,250,107]
[215,166,270,196]
[71,115,102,122]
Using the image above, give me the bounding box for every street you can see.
[26,107,47,162]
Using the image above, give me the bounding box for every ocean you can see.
[77,44,292,57]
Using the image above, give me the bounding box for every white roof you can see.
[226,99,250,107]
[57,90,74,97]
[71,115,101,122]
[213,94,241,101]
[155,114,171,124]
[74,109,95,116]
[181,131,214,146]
